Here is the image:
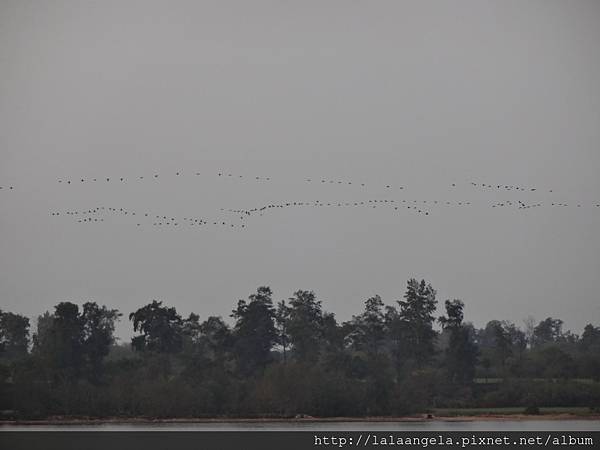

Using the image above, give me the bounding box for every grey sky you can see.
[1,0,599,340]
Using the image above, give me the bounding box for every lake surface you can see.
[2,420,599,431]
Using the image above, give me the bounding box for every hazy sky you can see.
[1,0,599,340]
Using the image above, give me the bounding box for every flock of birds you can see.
[2,169,599,231]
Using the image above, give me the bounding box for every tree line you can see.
[1,279,599,419]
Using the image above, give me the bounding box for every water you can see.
[2,420,599,431]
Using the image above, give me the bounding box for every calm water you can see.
[2,420,599,431]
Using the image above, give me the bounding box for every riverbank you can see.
[2,410,599,426]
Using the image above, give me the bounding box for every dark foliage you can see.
[1,280,599,419]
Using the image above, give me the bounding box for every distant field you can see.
[432,407,595,417]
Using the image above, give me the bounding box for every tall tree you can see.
[532,317,564,347]
[383,304,404,370]
[81,302,121,381]
[129,300,183,353]
[180,314,232,383]
[29,302,85,383]
[478,320,526,373]
[51,302,85,374]
[396,279,438,367]
[523,315,536,348]
[503,321,527,361]
[320,311,345,361]
[182,312,202,350]
[231,286,277,374]
[32,311,53,355]
[349,295,386,355]
[581,324,600,350]
[287,290,325,363]
[579,324,600,379]
[199,316,232,359]
[479,320,512,370]
[275,300,291,364]
[31,302,120,382]
[438,299,477,384]
[0,310,30,359]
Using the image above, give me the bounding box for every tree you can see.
[5,284,600,420]
[51,302,85,374]
[0,310,30,359]
[199,316,232,358]
[320,311,347,367]
[503,322,527,361]
[287,290,325,363]
[438,299,477,384]
[129,300,183,353]
[30,302,120,383]
[581,324,600,350]
[81,302,121,381]
[182,312,202,350]
[523,316,536,348]
[231,287,277,374]
[479,320,512,371]
[396,279,438,367]
[579,324,600,379]
[477,320,527,376]
[348,295,386,355]
[383,304,404,370]
[31,311,54,370]
[535,346,575,378]
[275,300,291,364]
[180,314,232,384]
[531,317,564,347]
[438,299,464,329]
